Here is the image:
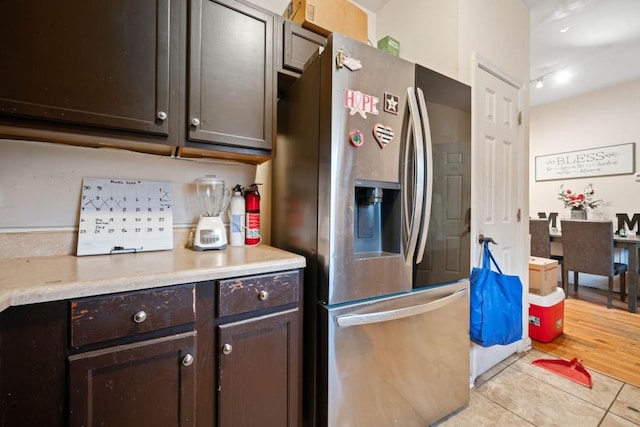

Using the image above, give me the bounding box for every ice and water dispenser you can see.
[353,179,401,255]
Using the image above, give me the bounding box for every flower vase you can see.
[571,209,587,220]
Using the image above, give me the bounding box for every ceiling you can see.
[355,0,640,106]
[526,0,640,106]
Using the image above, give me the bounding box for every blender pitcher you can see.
[194,176,231,250]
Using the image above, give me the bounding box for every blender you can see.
[193,176,231,250]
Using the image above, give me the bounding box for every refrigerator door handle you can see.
[402,114,414,239]
[403,87,425,270]
[336,288,468,327]
[415,87,433,264]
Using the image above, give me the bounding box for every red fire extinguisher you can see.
[245,183,261,245]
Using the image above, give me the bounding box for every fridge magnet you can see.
[343,56,362,71]
[348,129,365,147]
[383,92,399,115]
[344,89,379,119]
[373,123,394,148]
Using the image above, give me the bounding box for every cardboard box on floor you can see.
[529,256,558,296]
[284,0,368,44]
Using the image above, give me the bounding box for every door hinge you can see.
[517,208,521,222]
[517,111,522,125]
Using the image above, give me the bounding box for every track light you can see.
[531,67,570,89]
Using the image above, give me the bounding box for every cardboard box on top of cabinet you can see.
[377,35,400,56]
[528,257,558,296]
[284,0,368,44]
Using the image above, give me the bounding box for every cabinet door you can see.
[0,301,68,427]
[218,309,300,427]
[282,20,326,75]
[188,0,275,151]
[0,0,176,135]
[69,332,196,427]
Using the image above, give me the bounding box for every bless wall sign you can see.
[535,143,635,181]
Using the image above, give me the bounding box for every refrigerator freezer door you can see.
[321,281,470,426]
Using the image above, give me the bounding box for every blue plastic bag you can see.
[469,241,523,347]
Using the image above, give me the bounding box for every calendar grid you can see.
[77,178,173,256]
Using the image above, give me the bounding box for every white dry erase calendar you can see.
[77,178,173,256]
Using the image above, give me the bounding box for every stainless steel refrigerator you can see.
[272,33,471,427]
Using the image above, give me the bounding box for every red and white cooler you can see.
[528,287,565,343]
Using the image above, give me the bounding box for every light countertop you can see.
[0,245,306,312]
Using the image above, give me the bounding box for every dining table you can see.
[550,231,640,313]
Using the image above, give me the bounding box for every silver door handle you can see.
[403,87,425,270]
[415,87,433,264]
[336,288,468,327]
[402,115,413,240]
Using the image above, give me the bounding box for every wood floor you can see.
[532,285,640,387]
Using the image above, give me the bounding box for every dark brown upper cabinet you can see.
[0,0,279,163]
[0,0,179,137]
[186,0,276,154]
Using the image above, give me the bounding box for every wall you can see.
[0,140,258,229]
[375,0,459,78]
[375,0,529,88]
[529,79,640,225]
[458,0,529,87]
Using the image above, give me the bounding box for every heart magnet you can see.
[373,123,394,148]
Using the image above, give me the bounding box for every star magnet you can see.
[383,92,399,115]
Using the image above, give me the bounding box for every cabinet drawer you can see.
[218,271,299,317]
[71,284,195,347]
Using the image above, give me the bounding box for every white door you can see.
[470,58,529,383]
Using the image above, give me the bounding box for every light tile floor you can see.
[436,349,640,426]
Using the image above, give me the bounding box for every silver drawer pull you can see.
[182,354,194,367]
[133,310,147,323]
[222,343,233,355]
[258,290,269,301]
[157,111,167,121]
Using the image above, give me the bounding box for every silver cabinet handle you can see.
[157,111,167,121]
[133,310,147,323]
[182,354,194,367]
[258,290,269,301]
[222,343,233,355]
[191,117,200,127]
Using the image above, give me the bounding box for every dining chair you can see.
[560,220,628,308]
[530,218,564,288]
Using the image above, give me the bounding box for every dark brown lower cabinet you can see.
[69,332,197,427]
[218,309,300,427]
[0,269,302,427]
